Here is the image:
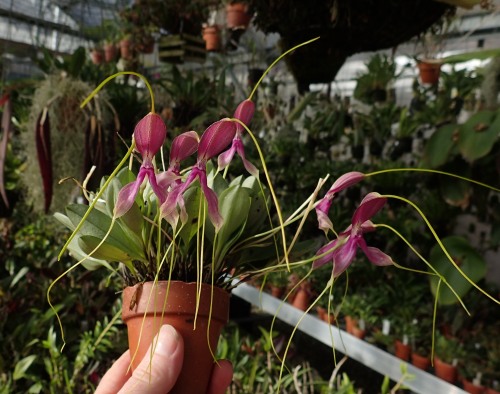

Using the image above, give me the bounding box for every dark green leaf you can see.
[421,124,457,168]
[458,111,499,162]
[429,236,486,305]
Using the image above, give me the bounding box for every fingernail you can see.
[156,325,180,356]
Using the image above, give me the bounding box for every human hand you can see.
[95,325,233,394]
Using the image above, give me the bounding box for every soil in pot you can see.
[122,281,230,394]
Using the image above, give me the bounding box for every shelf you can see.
[232,283,467,394]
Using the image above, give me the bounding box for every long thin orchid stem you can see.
[58,141,136,260]
[248,37,320,101]
[81,71,156,113]
[384,194,500,306]
[366,168,500,193]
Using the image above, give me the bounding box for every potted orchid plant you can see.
[49,38,500,393]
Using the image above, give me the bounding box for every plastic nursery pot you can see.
[411,353,431,370]
[434,357,457,383]
[122,281,230,394]
[394,340,411,361]
[462,379,486,394]
[417,61,441,85]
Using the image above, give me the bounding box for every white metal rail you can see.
[232,283,467,394]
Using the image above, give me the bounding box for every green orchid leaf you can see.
[178,185,203,249]
[458,110,499,162]
[442,48,500,64]
[228,175,244,187]
[241,176,269,237]
[66,204,145,262]
[78,235,136,264]
[421,124,457,168]
[213,185,252,265]
[67,235,115,271]
[429,236,486,305]
[207,168,229,196]
[53,212,75,231]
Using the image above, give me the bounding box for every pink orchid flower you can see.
[161,119,236,230]
[218,99,259,177]
[114,113,167,218]
[313,192,393,277]
[157,131,199,190]
[316,171,365,232]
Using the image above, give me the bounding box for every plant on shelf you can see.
[434,333,465,383]
[340,292,380,339]
[485,337,500,393]
[264,271,289,298]
[353,54,399,105]
[47,39,500,393]
[459,352,488,392]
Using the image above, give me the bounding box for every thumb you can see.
[119,325,184,394]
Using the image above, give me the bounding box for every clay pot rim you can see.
[122,280,230,324]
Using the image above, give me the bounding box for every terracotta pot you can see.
[345,315,356,334]
[91,49,104,65]
[463,379,486,394]
[417,61,441,85]
[122,281,230,394]
[323,312,336,324]
[269,285,285,299]
[104,43,117,62]
[351,326,366,339]
[316,306,327,320]
[434,357,457,383]
[226,2,252,30]
[203,26,221,52]
[394,340,411,361]
[411,353,431,370]
[291,287,310,311]
[120,38,133,60]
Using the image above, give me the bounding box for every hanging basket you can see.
[250,0,453,90]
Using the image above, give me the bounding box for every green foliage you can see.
[353,54,399,104]
[435,333,465,364]
[0,215,125,392]
[429,236,486,305]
